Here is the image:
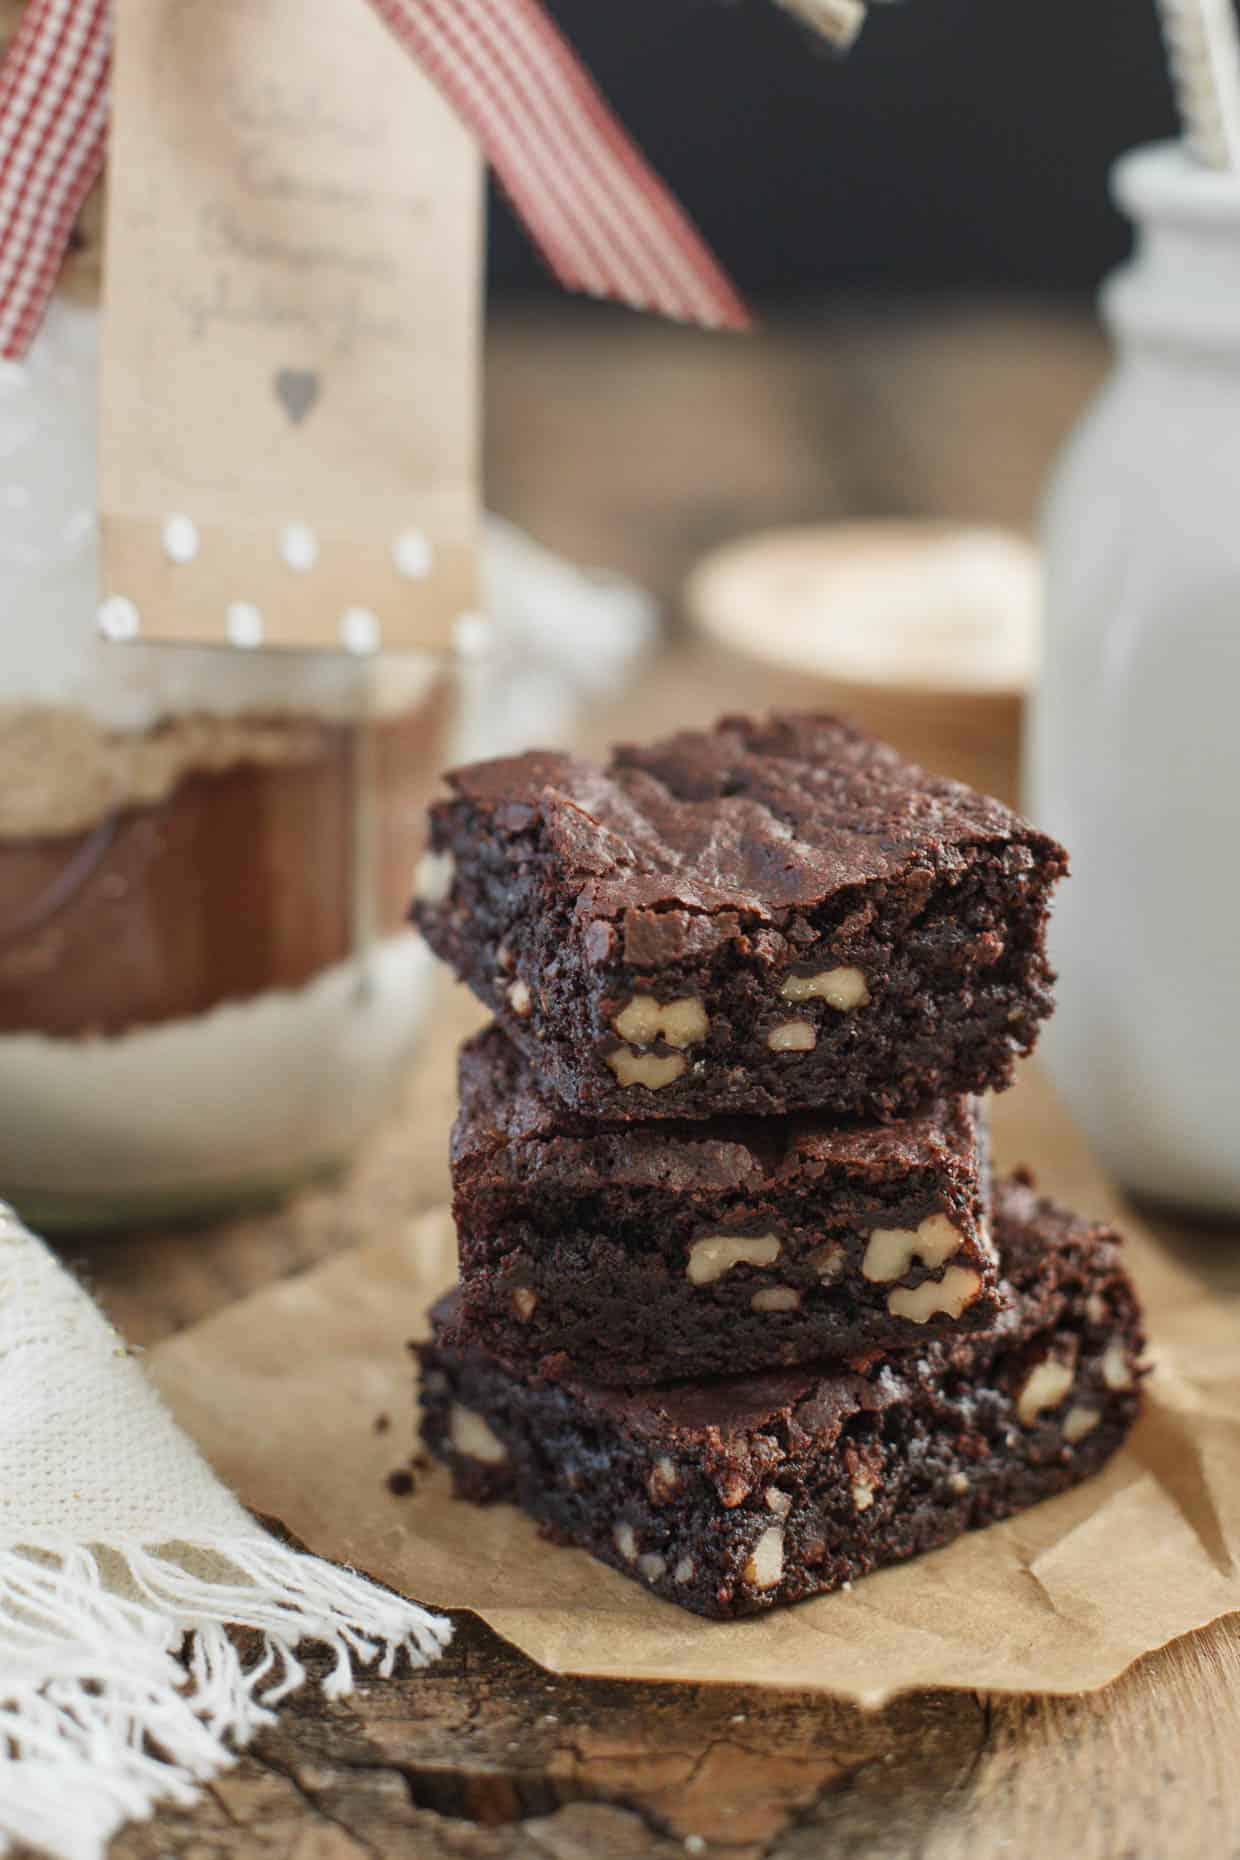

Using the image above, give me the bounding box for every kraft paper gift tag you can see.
[100,0,481,655]
[150,1067,1240,1706]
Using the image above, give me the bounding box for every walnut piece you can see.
[767,1018,817,1052]
[947,1471,970,1496]
[1102,1341,1135,1390]
[887,1265,982,1323]
[851,1473,877,1512]
[1063,1405,1100,1443]
[862,1213,963,1284]
[808,1242,845,1282]
[646,1455,681,1504]
[687,1231,782,1285]
[743,1526,785,1591]
[507,978,532,1017]
[751,1285,801,1313]
[717,1470,752,1509]
[614,1521,638,1563]
[449,1405,507,1465]
[607,1047,688,1090]
[612,993,709,1049]
[637,1552,667,1584]
[673,1555,695,1584]
[1017,1355,1075,1425]
[765,1486,792,1517]
[414,847,455,904]
[780,965,870,1010]
[511,1287,538,1322]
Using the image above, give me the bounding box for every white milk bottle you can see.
[1030,142,1240,1215]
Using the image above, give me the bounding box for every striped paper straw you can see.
[1156,0,1240,169]
[775,0,869,52]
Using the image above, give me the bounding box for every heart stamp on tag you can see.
[274,368,320,426]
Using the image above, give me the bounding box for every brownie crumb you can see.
[386,1469,416,1498]
[373,1412,391,1435]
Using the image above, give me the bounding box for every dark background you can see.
[488,0,1176,298]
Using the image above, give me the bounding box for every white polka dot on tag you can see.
[280,521,318,572]
[226,602,264,649]
[162,513,199,563]
[453,609,492,661]
[340,607,380,655]
[393,529,433,579]
[97,596,140,641]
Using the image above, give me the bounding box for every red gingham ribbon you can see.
[366,0,750,331]
[0,0,109,360]
[0,0,749,362]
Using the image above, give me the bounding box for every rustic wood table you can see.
[61,302,1240,1860]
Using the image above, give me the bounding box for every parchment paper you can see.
[149,1067,1240,1706]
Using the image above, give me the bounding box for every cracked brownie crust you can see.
[419,1176,1145,1619]
[451,1025,999,1383]
[413,713,1067,1123]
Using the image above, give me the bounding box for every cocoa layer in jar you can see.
[0,701,450,1039]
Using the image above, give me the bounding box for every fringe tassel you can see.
[0,1535,451,1860]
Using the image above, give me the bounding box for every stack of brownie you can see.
[412,714,1144,1618]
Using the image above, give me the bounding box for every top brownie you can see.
[413,712,1067,1122]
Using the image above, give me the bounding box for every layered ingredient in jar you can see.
[0,696,447,1036]
[0,664,452,1227]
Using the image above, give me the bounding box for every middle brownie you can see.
[453,1025,999,1385]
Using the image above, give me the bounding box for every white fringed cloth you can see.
[0,1203,450,1860]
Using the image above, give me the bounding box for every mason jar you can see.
[0,294,456,1229]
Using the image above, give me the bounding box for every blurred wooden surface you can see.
[59,302,1240,1860]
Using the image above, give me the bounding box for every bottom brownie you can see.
[418,1175,1145,1619]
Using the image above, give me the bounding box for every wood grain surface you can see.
[49,303,1240,1860]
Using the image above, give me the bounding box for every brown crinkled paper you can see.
[150,1067,1240,1705]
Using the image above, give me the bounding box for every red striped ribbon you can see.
[0,0,109,359]
[0,0,749,362]
[366,0,750,331]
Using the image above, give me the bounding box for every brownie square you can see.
[419,1176,1145,1619]
[413,713,1067,1123]
[451,1024,1000,1383]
